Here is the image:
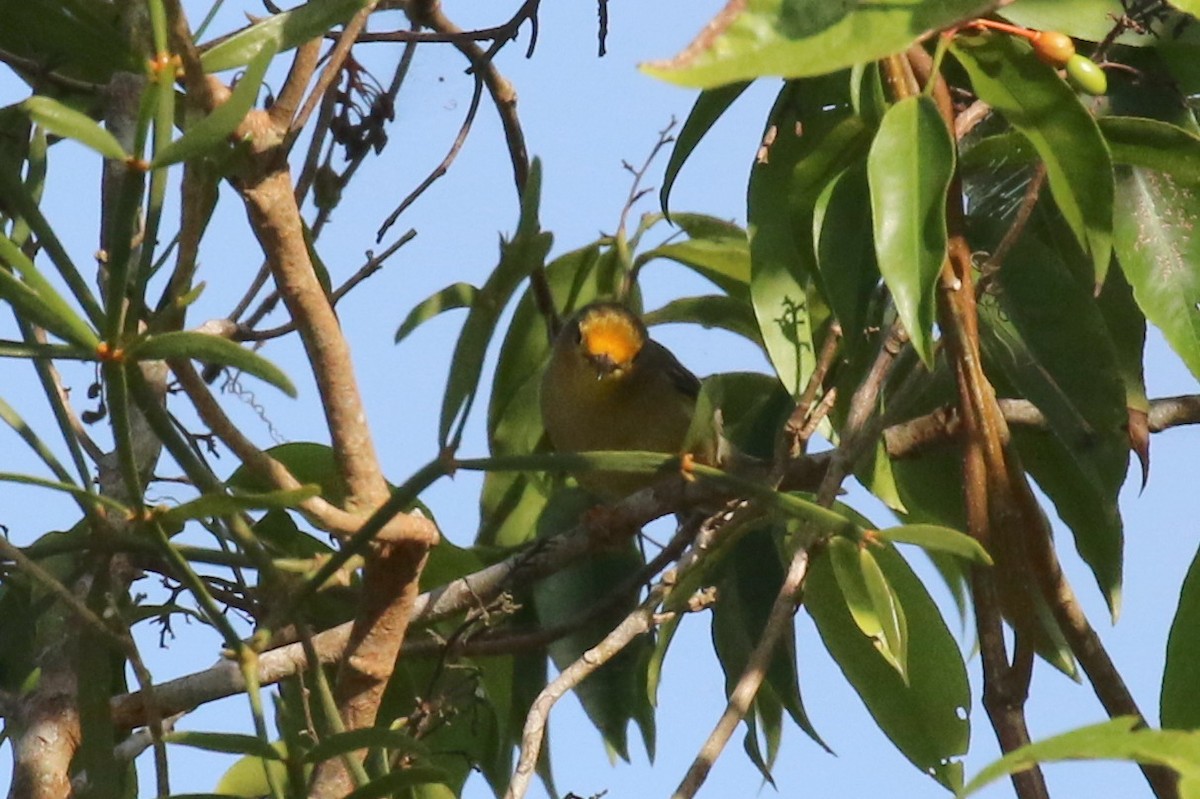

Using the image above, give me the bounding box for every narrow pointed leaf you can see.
[157,485,320,528]
[395,282,478,344]
[200,0,371,72]
[439,159,551,448]
[661,82,752,217]
[152,42,277,168]
[0,235,100,348]
[868,95,954,367]
[128,331,296,397]
[876,524,992,565]
[163,731,282,759]
[22,96,127,160]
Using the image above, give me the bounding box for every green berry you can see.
[1065,54,1108,95]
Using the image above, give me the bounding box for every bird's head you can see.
[569,302,646,379]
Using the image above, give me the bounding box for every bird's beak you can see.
[587,352,621,379]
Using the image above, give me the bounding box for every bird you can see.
[539,301,705,500]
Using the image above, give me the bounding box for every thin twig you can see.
[376,74,485,242]
[671,548,810,799]
[977,163,1046,297]
[237,229,417,343]
[289,5,377,136]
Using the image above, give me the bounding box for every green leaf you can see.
[200,0,372,73]
[0,0,136,83]
[0,235,100,349]
[21,96,127,160]
[156,486,320,528]
[440,159,551,449]
[164,731,282,760]
[959,717,1200,798]
[1100,117,1200,187]
[806,542,969,790]
[641,0,996,88]
[1163,543,1200,729]
[152,42,277,168]
[859,544,909,682]
[533,490,653,762]
[876,524,992,565]
[813,162,880,347]
[953,34,1114,286]
[660,82,752,217]
[127,331,296,397]
[748,77,871,396]
[867,95,954,367]
[641,235,751,298]
[644,295,763,347]
[827,537,886,647]
[227,442,347,506]
[0,471,127,515]
[1114,167,1200,382]
[974,212,1128,614]
[394,282,478,344]
[1001,1,1200,46]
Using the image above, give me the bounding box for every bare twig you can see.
[237,228,417,343]
[885,394,1200,459]
[671,548,810,799]
[289,5,377,136]
[375,74,485,242]
[977,163,1046,296]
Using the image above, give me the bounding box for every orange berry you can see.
[1032,31,1076,67]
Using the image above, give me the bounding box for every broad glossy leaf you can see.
[641,0,995,88]
[1101,117,1200,186]
[533,490,653,761]
[200,0,371,72]
[129,331,296,397]
[1114,167,1200,381]
[748,77,871,396]
[440,159,551,449]
[661,82,752,217]
[813,162,880,347]
[0,0,135,83]
[960,717,1200,798]
[227,442,346,505]
[711,527,829,774]
[807,542,969,789]
[1163,544,1200,729]
[394,282,478,344]
[954,35,1114,286]
[152,42,277,168]
[868,95,954,367]
[22,96,126,160]
[1002,2,1200,46]
[975,214,1127,613]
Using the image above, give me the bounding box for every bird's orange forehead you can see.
[580,312,643,366]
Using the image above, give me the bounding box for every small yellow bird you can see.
[540,302,703,499]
